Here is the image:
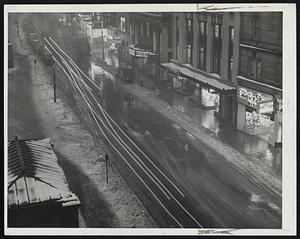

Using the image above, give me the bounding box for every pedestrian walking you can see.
[184,143,189,152]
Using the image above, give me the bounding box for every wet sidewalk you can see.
[158,88,282,177]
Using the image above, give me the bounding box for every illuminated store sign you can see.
[129,46,152,58]
[237,87,273,108]
[135,50,149,57]
[258,100,273,114]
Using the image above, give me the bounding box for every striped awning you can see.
[161,62,236,91]
[8,137,79,208]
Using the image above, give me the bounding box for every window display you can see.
[201,87,220,109]
[245,110,274,129]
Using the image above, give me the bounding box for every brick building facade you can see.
[161,12,239,121]
[236,12,282,146]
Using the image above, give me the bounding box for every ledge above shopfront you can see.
[236,75,282,95]
[161,61,236,92]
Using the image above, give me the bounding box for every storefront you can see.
[236,86,278,144]
[161,62,236,119]
[129,45,158,82]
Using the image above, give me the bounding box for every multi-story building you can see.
[127,12,172,83]
[236,12,282,146]
[161,12,239,121]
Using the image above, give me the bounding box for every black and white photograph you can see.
[4,3,296,236]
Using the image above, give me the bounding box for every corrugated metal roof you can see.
[8,137,78,208]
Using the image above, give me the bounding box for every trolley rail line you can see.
[40,29,204,228]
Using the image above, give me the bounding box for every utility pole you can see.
[102,30,105,59]
[34,59,37,74]
[53,67,56,103]
[16,20,19,39]
[105,153,109,184]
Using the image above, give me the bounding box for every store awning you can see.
[161,62,236,91]
[161,62,180,73]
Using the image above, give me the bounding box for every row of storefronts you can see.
[236,81,282,146]
[79,12,282,147]
[160,61,236,120]
[160,61,282,146]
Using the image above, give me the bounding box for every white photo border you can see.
[4,3,297,236]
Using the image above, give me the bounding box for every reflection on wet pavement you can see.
[158,89,281,178]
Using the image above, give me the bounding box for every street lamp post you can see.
[102,29,105,59]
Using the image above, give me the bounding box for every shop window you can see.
[245,105,274,130]
[186,45,192,64]
[201,87,220,110]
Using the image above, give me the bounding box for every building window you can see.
[200,21,206,35]
[176,44,180,60]
[140,22,144,37]
[213,52,221,74]
[120,17,126,32]
[212,14,222,74]
[176,16,179,43]
[199,47,205,69]
[230,27,235,41]
[186,13,193,64]
[228,57,233,80]
[251,14,261,40]
[248,53,262,80]
[146,22,150,38]
[199,13,207,70]
[167,26,172,48]
[175,16,179,60]
[186,45,192,64]
[228,27,234,79]
[186,15,193,46]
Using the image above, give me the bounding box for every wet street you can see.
[33,13,281,228]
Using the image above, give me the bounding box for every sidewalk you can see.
[89,48,281,197]
[8,13,156,228]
